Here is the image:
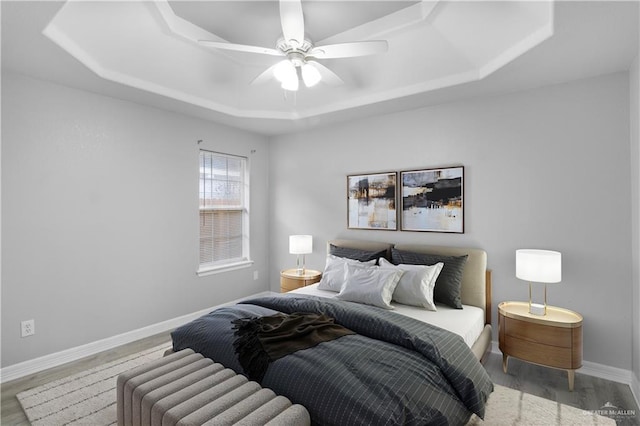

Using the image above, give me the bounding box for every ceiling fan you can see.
[198,0,389,91]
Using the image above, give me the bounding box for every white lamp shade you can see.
[280,76,299,91]
[289,235,313,254]
[301,63,321,88]
[516,249,562,283]
[274,60,299,91]
[274,60,295,83]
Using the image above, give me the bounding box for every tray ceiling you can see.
[41,1,552,118]
[2,1,638,135]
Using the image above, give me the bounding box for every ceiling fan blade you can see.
[280,0,305,47]
[306,61,343,86]
[309,40,388,59]
[199,40,283,56]
[250,63,280,85]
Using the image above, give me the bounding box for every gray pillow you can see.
[330,244,387,264]
[391,248,468,309]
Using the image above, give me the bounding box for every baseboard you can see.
[580,360,636,385]
[0,292,272,384]
[632,373,640,412]
[490,342,640,409]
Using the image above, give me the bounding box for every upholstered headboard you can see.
[327,239,490,324]
[393,244,487,312]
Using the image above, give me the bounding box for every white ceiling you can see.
[2,1,638,136]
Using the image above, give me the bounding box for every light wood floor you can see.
[484,353,640,426]
[2,336,638,425]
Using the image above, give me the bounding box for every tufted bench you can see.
[116,348,310,426]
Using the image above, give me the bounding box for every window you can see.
[198,150,250,275]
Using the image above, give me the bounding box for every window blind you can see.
[199,150,248,267]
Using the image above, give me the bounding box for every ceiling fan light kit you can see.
[198,0,388,92]
[273,60,299,90]
[301,63,321,88]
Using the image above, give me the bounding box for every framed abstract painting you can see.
[400,166,464,233]
[347,172,397,230]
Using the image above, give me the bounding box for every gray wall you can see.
[631,53,640,385]
[2,69,635,374]
[1,73,270,367]
[269,72,632,370]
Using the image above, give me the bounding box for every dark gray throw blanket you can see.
[172,294,493,425]
[232,312,355,382]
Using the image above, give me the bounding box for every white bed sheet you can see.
[289,284,485,349]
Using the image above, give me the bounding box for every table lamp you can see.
[289,235,312,275]
[516,249,562,315]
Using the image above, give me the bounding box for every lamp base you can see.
[295,254,306,276]
[529,303,546,316]
[528,283,548,315]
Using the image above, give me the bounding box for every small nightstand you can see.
[280,269,322,293]
[498,301,583,391]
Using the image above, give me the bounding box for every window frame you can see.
[197,150,252,276]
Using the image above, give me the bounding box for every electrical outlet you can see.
[21,319,35,338]
[253,270,259,280]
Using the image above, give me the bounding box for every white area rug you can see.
[17,344,169,426]
[18,345,616,426]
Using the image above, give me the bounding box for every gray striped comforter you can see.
[171,295,493,425]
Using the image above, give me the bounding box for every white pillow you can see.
[317,255,377,292]
[379,258,444,311]
[335,263,404,309]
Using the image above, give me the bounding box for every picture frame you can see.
[347,172,397,230]
[400,166,464,233]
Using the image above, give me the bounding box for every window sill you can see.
[197,260,254,277]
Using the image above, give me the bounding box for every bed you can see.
[171,239,494,425]
[299,239,494,361]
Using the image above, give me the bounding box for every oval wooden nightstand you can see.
[280,269,322,293]
[498,301,583,391]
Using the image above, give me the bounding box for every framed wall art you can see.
[347,172,397,230]
[400,166,464,233]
